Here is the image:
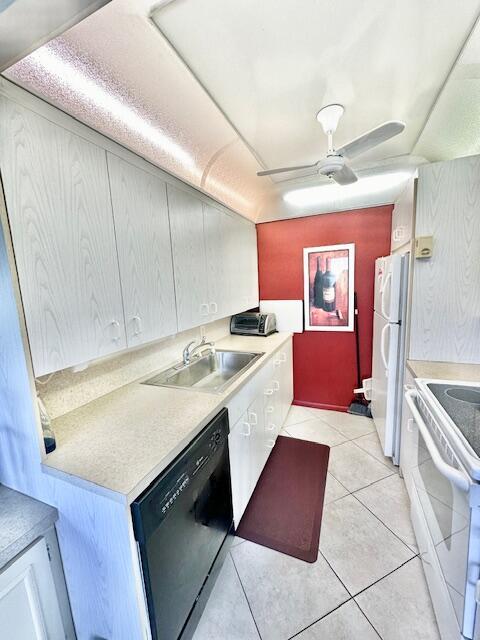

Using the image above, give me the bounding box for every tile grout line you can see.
[322,482,416,562]
[349,491,417,554]
[229,549,264,640]
[286,597,354,640]
[355,602,384,640]
[352,554,420,600]
[284,418,375,449]
[319,550,356,598]
[326,467,396,496]
[349,436,399,472]
[286,548,385,640]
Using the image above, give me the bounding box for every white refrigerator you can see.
[371,253,409,465]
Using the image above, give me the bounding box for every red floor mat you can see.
[236,436,330,563]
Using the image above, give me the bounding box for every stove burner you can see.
[445,388,480,406]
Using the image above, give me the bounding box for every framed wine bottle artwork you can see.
[303,243,355,331]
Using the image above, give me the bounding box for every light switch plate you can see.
[415,236,433,259]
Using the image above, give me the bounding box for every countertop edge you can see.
[407,359,480,381]
[0,486,58,570]
[44,332,294,503]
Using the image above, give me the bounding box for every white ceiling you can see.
[156,0,479,180]
[414,19,480,161]
[3,0,480,221]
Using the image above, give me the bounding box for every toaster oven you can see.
[230,312,276,337]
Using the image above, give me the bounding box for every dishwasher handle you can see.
[405,390,470,493]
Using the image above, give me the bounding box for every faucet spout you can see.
[182,340,196,366]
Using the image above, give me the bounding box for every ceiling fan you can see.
[257,104,405,185]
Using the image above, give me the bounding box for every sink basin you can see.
[143,349,264,394]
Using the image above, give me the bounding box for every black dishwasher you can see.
[131,408,233,640]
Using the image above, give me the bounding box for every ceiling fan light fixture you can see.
[283,170,411,207]
[316,103,345,133]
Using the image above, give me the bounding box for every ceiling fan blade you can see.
[332,164,358,186]
[336,121,405,160]
[257,162,317,176]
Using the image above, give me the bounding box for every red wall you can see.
[257,205,392,411]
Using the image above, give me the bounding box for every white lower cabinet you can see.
[0,537,67,640]
[228,411,252,523]
[227,339,293,526]
[247,395,269,486]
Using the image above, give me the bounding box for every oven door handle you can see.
[405,390,470,493]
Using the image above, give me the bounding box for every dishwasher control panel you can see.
[155,427,226,519]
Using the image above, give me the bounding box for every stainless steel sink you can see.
[142,349,264,394]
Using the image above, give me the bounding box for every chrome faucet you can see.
[182,340,196,366]
[182,337,215,365]
[190,338,216,360]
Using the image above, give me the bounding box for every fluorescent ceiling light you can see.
[283,171,411,207]
[28,46,195,169]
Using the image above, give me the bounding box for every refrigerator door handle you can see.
[381,271,392,321]
[380,323,390,371]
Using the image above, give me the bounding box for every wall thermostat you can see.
[415,236,433,259]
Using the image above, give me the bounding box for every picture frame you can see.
[303,243,355,332]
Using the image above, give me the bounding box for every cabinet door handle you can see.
[133,315,142,336]
[266,423,275,432]
[200,303,209,316]
[264,388,274,396]
[111,320,121,342]
[265,406,274,414]
[248,411,258,425]
[209,302,218,314]
[274,359,281,367]
[272,381,280,392]
[266,438,275,449]
[242,422,251,437]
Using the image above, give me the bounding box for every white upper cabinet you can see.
[203,203,227,319]
[0,99,126,376]
[244,220,259,309]
[167,184,209,331]
[231,216,259,312]
[1,94,260,372]
[202,204,259,322]
[107,154,177,346]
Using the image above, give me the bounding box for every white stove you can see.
[403,379,480,640]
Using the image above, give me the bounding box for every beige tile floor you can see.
[193,406,441,640]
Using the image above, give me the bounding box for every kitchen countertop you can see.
[0,485,57,569]
[43,332,292,503]
[407,360,480,382]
